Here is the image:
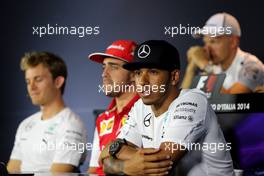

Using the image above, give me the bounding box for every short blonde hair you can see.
[20,51,67,94]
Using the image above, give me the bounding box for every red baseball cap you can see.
[88,40,137,63]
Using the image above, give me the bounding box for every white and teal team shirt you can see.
[118,89,234,176]
[10,107,87,173]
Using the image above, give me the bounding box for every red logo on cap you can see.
[89,40,137,63]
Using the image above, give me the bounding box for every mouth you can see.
[208,52,216,62]
[138,90,151,97]
[103,79,114,85]
[29,92,40,97]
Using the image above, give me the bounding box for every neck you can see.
[152,87,180,117]
[222,48,238,71]
[115,92,136,113]
[40,96,65,120]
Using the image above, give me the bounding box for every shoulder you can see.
[95,110,109,124]
[18,111,41,128]
[169,89,208,115]
[13,112,41,135]
[238,49,263,67]
[238,50,264,83]
[239,49,261,61]
[58,108,85,130]
[178,89,208,102]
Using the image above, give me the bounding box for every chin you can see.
[105,91,120,97]
[212,58,221,64]
[141,97,155,105]
[31,101,41,106]
[30,97,43,105]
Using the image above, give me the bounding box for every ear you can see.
[230,36,240,49]
[54,76,65,90]
[171,69,180,86]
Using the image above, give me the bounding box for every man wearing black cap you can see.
[99,40,234,176]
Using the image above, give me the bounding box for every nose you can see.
[102,66,109,78]
[28,80,36,91]
[137,71,149,86]
[204,44,211,57]
[204,42,210,52]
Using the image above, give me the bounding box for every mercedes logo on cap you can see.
[138,44,151,58]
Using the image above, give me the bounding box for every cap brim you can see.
[192,26,229,38]
[88,52,129,63]
[123,62,178,71]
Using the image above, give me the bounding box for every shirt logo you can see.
[107,44,125,51]
[138,44,151,58]
[116,115,128,136]
[48,123,58,132]
[143,113,152,127]
[173,115,194,122]
[142,134,153,141]
[24,121,36,132]
[99,116,114,136]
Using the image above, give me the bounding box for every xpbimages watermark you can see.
[164,141,232,154]
[32,24,100,37]
[98,83,166,95]
[164,24,232,37]
[34,142,94,154]
[34,141,231,154]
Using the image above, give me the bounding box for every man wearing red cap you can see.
[87,40,139,175]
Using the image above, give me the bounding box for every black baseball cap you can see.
[123,40,180,71]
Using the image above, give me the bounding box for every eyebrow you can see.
[25,75,44,81]
[103,62,123,66]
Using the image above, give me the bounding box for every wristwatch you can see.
[109,138,127,158]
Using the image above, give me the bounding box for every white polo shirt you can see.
[118,89,234,176]
[10,107,87,173]
[215,48,264,91]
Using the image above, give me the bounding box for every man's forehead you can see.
[136,68,163,71]
[103,57,127,65]
[25,64,50,77]
[203,35,231,42]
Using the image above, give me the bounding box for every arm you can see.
[87,128,100,174]
[101,140,172,175]
[227,60,264,94]
[8,122,23,173]
[52,114,87,172]
[50,163,75,172]
[221,82,252,94]
[7,160,21,173]
[159,142,187,163]
[255,86,264,93]
[87,167,97,174]
[158,91,208,170]
[101,141,138,175]
[108,142,187,175]
[100,105,172,175]
[181,46,210,89]
[187,46,210,70]
[99,140,138,165]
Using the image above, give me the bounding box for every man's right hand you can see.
[187,46,210,70]
[7,160,21,174]
[123,148,173,176]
